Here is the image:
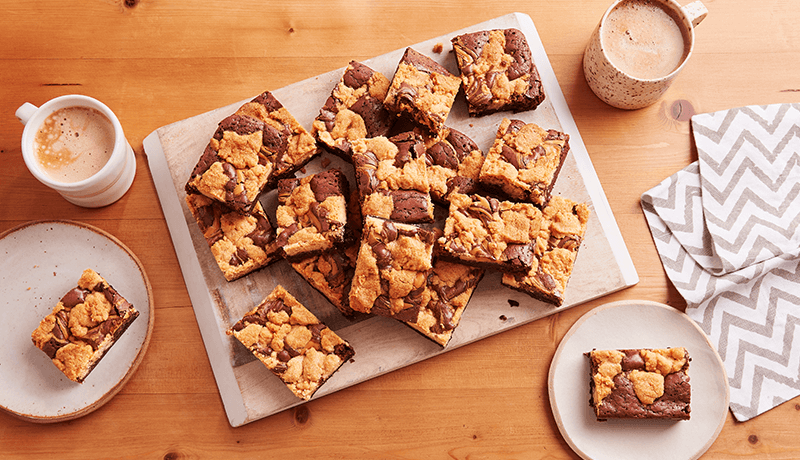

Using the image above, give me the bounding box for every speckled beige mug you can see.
[583,0,707,110]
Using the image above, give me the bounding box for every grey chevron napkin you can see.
[641,103,800,422]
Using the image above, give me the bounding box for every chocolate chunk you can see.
[349,96,393,138]
[503,28,531,81]
[621,350,645,371]
[217,114,266,137]
[372,242,393,270]
[60,288,86,308]
[402,47,451,76]
[310,169,349,202]
[389,190,432,223]
[261,123,288,154]
[502,243,534,269]
[342,60,374,88]
[251,91,283,112]
[426,140,458,169]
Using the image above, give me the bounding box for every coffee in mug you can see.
[601,0,690,80]
[33,106,116,183]
[583,0,707,110]
[16,95,137,208]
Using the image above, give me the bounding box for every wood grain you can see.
[2,0,800,458]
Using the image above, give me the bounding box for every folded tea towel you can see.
[641,103,800,421]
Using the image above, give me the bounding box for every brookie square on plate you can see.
[185,193,281,281]
[313,61,394,159]
[348,216,436,319]
[451,28,546,116]
[31,268,139,383]
[401,260,485,347]
[423,127,486,204]
[352,131,435,224]
[502,195,590,306]
[383,47,462,134]
[479,118,569,207]
[587,348,691,421]
[437,192,546,273]
[227,285,355,401]
[275,168,350,261]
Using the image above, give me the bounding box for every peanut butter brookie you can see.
[423,127,486,204]
[479,118,569,207]
[352,131,434,224]
[437,192,546,273]
[185,193,281,281]
[275,168,350,261]
[349,216,436,320]
[313,61,394,159]
[502,195,590,306]
[185,91,319,213]
[384,47,461,134]
[586,348,691,421]
[227,285,355,401]
[451,28,545,116]
[291,187,363,317]
[31,269,139,383]
[401,260,485,347]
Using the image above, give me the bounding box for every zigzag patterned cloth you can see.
[641,103,800,421]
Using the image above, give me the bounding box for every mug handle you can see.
[16,102,39,126]
[682,1,708,28]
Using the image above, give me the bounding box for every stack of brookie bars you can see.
[183,28,590,401]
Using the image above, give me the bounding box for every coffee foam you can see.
[601,0,690,80]
[34,106,115,183]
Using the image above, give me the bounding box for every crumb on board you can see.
[433,42,443,53]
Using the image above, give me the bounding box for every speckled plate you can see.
[0,220,154,423]
[548,300,729,460]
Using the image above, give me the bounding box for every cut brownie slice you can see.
[384,47,462,134]
[587,348,691,421]
[352,132,434,224]
[31,269,139,383]
[423,127,486,204]
[291,189,363,317]
[291,246,360,318]
[502,196,590,306]
[349,216,436,319]
[451,28,545,116]
[479,118,569,207]
[275,169,350,261]
[184,113,274,214]
[185,193,281,281]
[313,61,394,159]
[437,193,546,273]
[401,260,484,347]
[235,91,320,186]
[185,91,319,213]
[227,285,355,401]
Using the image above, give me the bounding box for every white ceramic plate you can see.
[0,220,154,422]
[549,300,729,460]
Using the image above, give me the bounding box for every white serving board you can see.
[143,12,638,427]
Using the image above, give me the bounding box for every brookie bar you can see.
[451,28,546,116]
[587,348,691,421]
[31,269,139,383]
[227,285,355,400]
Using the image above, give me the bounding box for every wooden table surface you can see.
[2,0,799,458]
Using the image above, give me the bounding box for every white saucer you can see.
[549,300,729,460]
[0,220,154,422]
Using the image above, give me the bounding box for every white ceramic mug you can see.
[16,95,136,208]
[583,0,708,110]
